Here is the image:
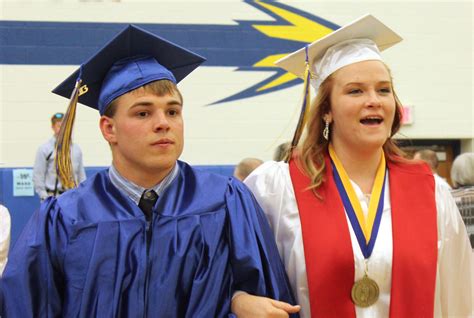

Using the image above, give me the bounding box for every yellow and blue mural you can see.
[0,1,339,104]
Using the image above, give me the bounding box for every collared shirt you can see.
[108,163,179,205]
[451,185,474,249]
[32,136,86,199]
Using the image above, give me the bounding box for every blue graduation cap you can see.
[52,24,206,115]
[51,24,205,190]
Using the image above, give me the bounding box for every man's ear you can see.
[99,116,117,144]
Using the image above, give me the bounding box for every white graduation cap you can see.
[275,14,403,92]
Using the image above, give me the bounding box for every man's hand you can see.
[231,293,300,318]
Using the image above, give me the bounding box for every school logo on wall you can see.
[212,0,338,104]
[0,0,338,104]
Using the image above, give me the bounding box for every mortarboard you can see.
[274,14,402,162]
[51,24,205,189]
[275,14,402,91]
[53,24,206,115]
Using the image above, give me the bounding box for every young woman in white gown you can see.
[232,14,473,318]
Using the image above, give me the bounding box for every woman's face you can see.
[326,60,396,154]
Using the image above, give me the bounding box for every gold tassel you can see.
[284,59,312,163]
[55,79,85,190]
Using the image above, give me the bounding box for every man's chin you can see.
[148,158,178,171]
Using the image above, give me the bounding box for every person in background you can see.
[273,142,291,162]
[32,112,86,201]
[0,204,10,275]
[450,152,474,249]
[233,14,472,317]
[234,157,264,181]
[413,149,451,190]
[0,25,298,317]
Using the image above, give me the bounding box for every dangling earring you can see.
[323,120,330,140]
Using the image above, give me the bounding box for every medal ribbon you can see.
[328,144,386,258]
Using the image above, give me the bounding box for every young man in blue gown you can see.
[0,25,299,317]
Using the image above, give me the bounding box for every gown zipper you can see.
[143,216,153,317]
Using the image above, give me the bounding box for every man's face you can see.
[100,88,184,183]
[52,120,63,136]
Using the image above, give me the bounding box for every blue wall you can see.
[1,165,235,247]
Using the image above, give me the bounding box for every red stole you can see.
[289,156,438,317]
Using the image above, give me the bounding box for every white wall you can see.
[1,0,472,167]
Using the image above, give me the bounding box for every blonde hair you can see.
[297,63,406,196]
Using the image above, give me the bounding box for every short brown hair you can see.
[103,80,183,117]
[234,158,263,180]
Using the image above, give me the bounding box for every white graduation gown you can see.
[244,161,473,318]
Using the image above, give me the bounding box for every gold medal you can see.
[329,146,385,308]
[351,273,379,307]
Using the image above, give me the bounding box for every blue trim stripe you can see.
[0,1,340,103]
[0,21,299,66]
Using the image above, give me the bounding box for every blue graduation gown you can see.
[0,161,296,317]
